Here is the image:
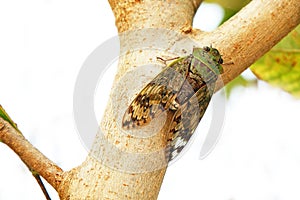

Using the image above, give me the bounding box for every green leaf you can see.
[225,75,257,98]
[204,0,251,25]
[205,0,251,11]
[0,105,21,134]
[220,8,238,25]
[251,25,300,97]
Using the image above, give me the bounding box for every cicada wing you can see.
[122,58,190,129]
[122,82,173,129]
[166,81,216,162]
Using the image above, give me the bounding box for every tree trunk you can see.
[0,0,299,199]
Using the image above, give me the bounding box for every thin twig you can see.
[0,105,52,199]
[0,117,63,191]
[0,105,51,200]
[32,174,52,200]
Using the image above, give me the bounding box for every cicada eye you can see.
[203,46,210,52]
[219,58,223,64]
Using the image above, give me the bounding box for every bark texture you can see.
[59,0,300,199]
[1,0,299,199]
[0,118,63,190]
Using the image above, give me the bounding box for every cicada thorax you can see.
[122,46,223,162]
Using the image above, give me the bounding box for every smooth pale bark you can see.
[1,0,299,199]
[59,0,300,199]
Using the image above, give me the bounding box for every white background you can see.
[1,1,300,199]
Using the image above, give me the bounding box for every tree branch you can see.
[81,0,298,199]
[108,0,300,89]
[196,0,300,89]
[0,117,63,191]
[108,0,199,33]
[1,0,299,199]
[58,0,300,199]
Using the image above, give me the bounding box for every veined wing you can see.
[122,56,192,129]
[166,74,218,161]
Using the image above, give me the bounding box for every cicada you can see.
[122,46,223,161]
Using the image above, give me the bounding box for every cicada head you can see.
[192,46,224,76]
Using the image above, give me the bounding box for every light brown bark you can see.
[0,118,63,190]
[1,0,299,199]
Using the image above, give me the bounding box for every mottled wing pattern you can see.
[122,46,223,162]
[166,78,217,161]
[122,56,192,129]
[165,47,221,161]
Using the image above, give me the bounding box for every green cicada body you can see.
[122,46,223,161]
